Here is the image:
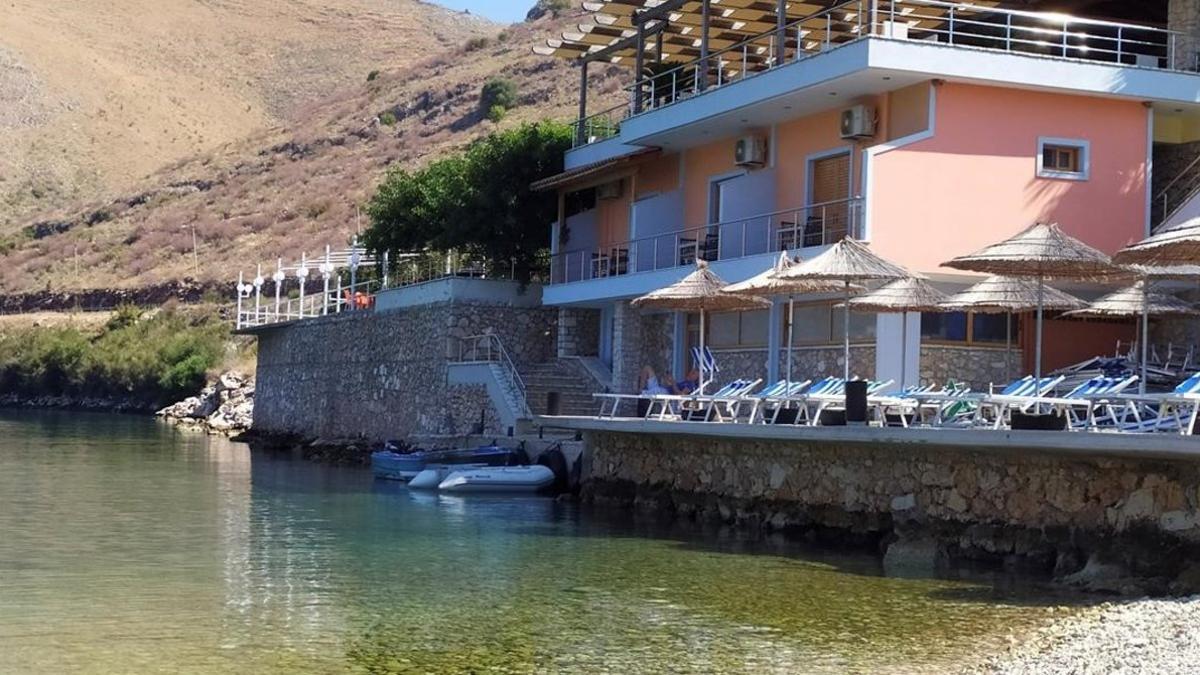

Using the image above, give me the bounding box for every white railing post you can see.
[236,272,245,329]
[321,246,332,316]
[296,254,309,319]
[253,264,264,324]
[272,260,284,323]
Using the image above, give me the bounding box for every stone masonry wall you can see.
[253,300,556,441]
[920,345,1015,392]
[1170,0,1200,71]
[557,308,600,358]
[583,430,1200,588]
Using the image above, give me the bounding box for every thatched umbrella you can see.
[942,223,1120,386]
[841,277,948,388]
[777,238,910,380]
[723,251,854,386]
[939,276,1086,381]
[1064,279,1199,394]
[1114,217,1200,267]
[632,260,770,394]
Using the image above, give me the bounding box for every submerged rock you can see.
[157,370,254,435]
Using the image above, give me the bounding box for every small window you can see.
[1037,138,1089,180]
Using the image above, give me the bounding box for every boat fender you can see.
[536,446,569,495]
[512,441,531,467]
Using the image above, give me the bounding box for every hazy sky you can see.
[430,0,531,23]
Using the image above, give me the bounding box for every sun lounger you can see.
[979,375,1138,430]
[970,376,1066,429]
[806,379,894,426]
[767,377,845,425]
[725,379,812,423]
[1110,372,1200,435]
[645,378,761,421]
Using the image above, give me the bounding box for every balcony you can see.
[569,0,1187,150]
[550,198,862,286]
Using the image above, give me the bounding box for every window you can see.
[693,310,770,349]
[1037,138,1089,180]
[788,302,875,345]
[922,311,1020,345]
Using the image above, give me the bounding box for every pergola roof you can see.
[534,0,994,69]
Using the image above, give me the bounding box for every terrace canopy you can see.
[777,238,910,380]
[632,260,770,393]
[942,223,1120,387]
[1115,217,1200,267]
[938,275,1086,381]
[723,251,856,386]
[842,276,947,388]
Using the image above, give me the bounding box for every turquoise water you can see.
[0,410,1083,674]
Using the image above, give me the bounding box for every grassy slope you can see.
[0,4,623,293]
[0,0,494,232]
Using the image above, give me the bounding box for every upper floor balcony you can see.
[550,0,1195,166]
[550,198,862,287]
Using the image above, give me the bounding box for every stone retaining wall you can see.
[582,430,1200,591]
[252,300,555,441]
[920,344,1014,391]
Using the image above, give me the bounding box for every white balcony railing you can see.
[573,0,1187,148]
[550,198,862,285]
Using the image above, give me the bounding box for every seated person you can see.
[638,366,669,396]
[674,368,700,395]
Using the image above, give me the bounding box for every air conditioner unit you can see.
[596,180,623,201]
[734,136,767,168]
[840,105,877,139]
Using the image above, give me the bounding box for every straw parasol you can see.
[723,251,855,386]
[942,223,1120,386]
[1114,217,1200,267]
[777,238,910,380]
[1064,280,1199,394]
[939,276,1086,381]
[632,260,770,394]
[842,277,948,388]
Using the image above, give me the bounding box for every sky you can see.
[429,0,531,23]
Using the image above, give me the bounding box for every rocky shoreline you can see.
[969,595,1200,673]
[0,393,156,413]
[156,371,254,435]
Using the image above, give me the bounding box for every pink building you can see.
[535,0,1200,394]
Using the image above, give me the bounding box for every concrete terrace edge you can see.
[534,416,1200,462]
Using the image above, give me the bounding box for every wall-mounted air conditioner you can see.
[840,105,877,139]
[597,180,623,200]
[734,136,767,168]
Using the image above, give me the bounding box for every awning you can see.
[531,147,660,192]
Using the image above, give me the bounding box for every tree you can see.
[364,121,572,282]
[480,78,518,113]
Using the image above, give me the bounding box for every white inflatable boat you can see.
[438,465,556,493]
[407,463,488,490]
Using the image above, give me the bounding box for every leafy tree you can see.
[487,104,507,123]
[364,121,572,282]
[480,78,518,113]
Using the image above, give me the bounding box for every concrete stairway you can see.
[520,359,603,417]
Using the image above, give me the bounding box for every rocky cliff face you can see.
[157,371,254,435]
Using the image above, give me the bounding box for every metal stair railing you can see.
[454,334,531,418]
[1154,153,1200,229]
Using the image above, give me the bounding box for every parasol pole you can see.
[1141,280,1150,395]
[843,280,851,381]
[1005,311,1013,382]
[900,310,908,389]
[786,295,795,385]
[699,309,707,395]
[1035,274,1045,392]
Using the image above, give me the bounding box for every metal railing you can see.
[453,334,531,418]
[572,0,1187,147]
[236,277,381,329]
[1154,153,1200,228]
[550,198,862,285]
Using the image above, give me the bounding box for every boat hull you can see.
[371,446,518,482]
[438,466,556,493]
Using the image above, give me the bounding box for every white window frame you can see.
[1037,137,1090,181]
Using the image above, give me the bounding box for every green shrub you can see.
[487,105,507,123]
[480,78,518,113]
[366,70,380,82]
[379,111,397,126]
[464,36,489,52]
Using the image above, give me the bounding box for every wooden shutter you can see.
[811,153,850,204]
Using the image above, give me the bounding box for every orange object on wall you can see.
[1019,316,1136,375]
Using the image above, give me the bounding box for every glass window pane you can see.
[739,310,769,346]
[921,312,967,342]
[791,304,833,344]
[708,311,740,347]
[972,313,1016,344]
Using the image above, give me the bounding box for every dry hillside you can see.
[0,0,494,231]
[0,3,622,293]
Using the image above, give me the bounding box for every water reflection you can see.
[0,410,1091,674]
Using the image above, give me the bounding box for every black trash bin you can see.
[546,391,561,417]
[845,380,868,425]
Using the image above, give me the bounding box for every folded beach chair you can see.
[767,377,845,425]
[645,378,760,421]
[904,381,976,427]
[690,345,719,393]
[807,379,895,426]
[1111,372,1200,434]
[725,379,812,423]
[980,375,1138,431]
[970,375,1069,429]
